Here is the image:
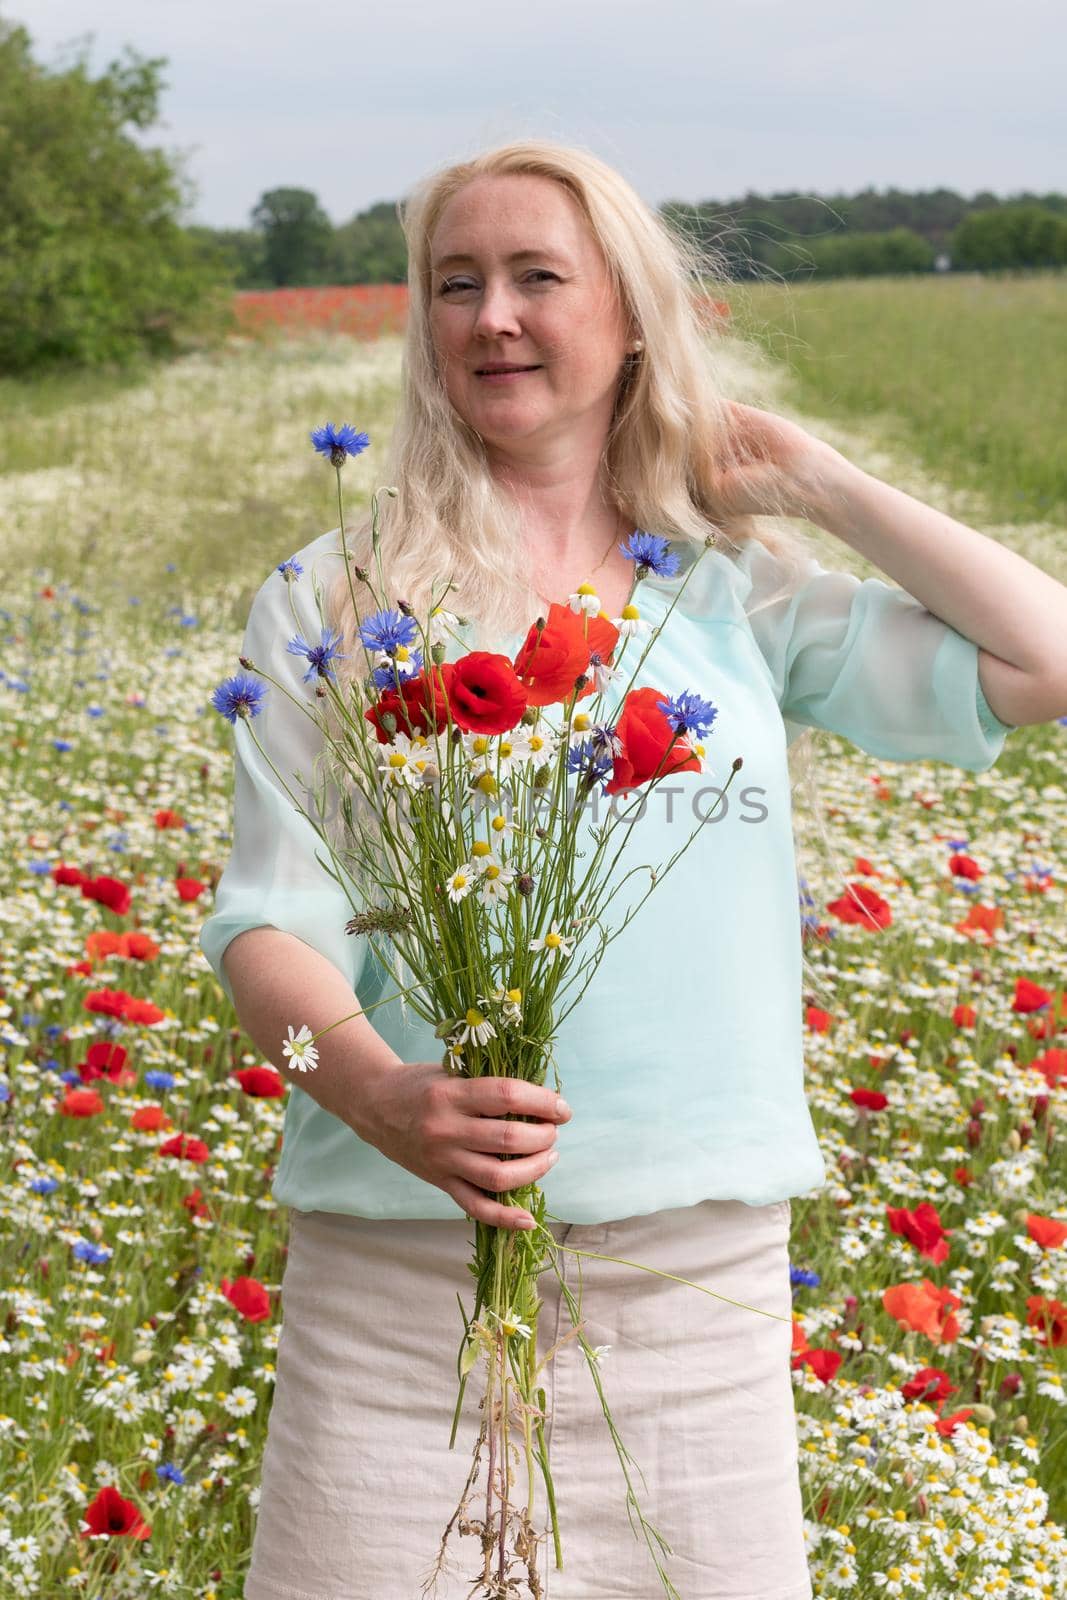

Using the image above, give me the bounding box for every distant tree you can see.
[185,225,268,288]
[783,228,936,279]
[951,205,1067,270]
[250,187,334,286]
[0,20,229,373]
[329,200,408,284]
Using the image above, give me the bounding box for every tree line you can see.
[3,17,1065,375]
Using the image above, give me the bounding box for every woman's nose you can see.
[472,279,523,339]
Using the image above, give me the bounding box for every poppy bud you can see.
[517,874,535,896]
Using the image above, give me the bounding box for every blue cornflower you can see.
[371,650,423,690]
[53,738,73,752]
[310,422,370,465]
[619,531,680,578]
[86,706,104,718]
[656,690,718,741]
[211,672,268,724]
[72,1240,111,1265]
[567,739,614,788]
[144,1070,175,1091]
[30,1175,59,1195]
[277,557,304,582]
[946,838,969,851]
[28,860,52,875]
[790,1265,821,1289]
[358,607,418,654]
[287,626,347,684]
[0,1083,10,1103]
[156,1462,186,1485]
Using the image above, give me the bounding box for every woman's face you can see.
[428,173,631,459]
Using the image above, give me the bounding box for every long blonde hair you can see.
[326,138,846,998]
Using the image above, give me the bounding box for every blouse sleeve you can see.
[199,552,369,1005]
[733,537,1018,771]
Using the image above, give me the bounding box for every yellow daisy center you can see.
[395,645,411,663]
[529,734,543,751]
[573,713,591,732]
[491,814,507,832]
[476,773,498,794]
[388,753,407,768]
[451,873,468,890]
[465,1008,484,1027]
[499,740,512,758]
[506,988,522,1005]
[471,735,490,755]
[471,839,492,857]
[545,931,562,949]
[576,582,596,597]
[483,864,500,881]
[621,604,640,621]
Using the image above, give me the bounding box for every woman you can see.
[201,141,1067,1600]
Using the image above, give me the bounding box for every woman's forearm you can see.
[221,926,403,1138]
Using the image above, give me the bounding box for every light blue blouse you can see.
[200,528,1016,1222]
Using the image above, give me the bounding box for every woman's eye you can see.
[438,271,557,295]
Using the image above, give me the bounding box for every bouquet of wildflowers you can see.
[213,424,754,1600]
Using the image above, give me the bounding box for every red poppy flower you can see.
[182,1187,210,1219]
[901,1365,957,1403]
[603,687,700,796]
[159,1134,210,1164]
[1026,1213,1067,1250]
[886,1202,952,1265]
[120,932,160,962]
[85,931,123,963]
[949,853,983,880]
[1026,1294,1067,1347]
[153,809,185,829]
[221,1275,272,1322]
[84,988,132,1018]
[512,603,591,706]
[364,661,456,743]
[1013,977,1052,1013]
[175,877,206,902]
[82,1484,151,1540]
[131,1104,171,1132]
[233,1065,286,1098]
[60,1088,105,1118]
[448,652,527,734]
[124,997,165,1025]
[826,882,893,930]
[53,863,87,888]
[80,875,132,916]
[881,1279,962,1345]
[952,1004,977,1028]
[850,1087,888,1111]
[78,1042,130,1085]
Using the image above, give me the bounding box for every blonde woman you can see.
[201,140,1067,1600]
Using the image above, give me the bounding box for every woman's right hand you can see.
[349,1062,573,1229]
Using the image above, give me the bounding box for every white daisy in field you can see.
[489,1307,533,1340]
[567,582,601,616]
[487,986,524,1025]
[612,602,649,639]
[427,605,461,646]
[377,731,434,788]
[455,1007,496,1047]
[477,862,516,904]
[529,922,574,961]
[373,644,420,680]
[566,710,596,747]
[487,809,518,841]
[445,864,476,903]
[282,1023,319,1073]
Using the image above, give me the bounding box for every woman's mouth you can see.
[474,365,542,382]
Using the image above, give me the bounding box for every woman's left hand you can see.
[712,401,844,523]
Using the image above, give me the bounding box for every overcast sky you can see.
[21,0,1066,228]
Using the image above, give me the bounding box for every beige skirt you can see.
[244,1199,812,1600]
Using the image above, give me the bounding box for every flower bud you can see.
[517,873,535,896]
[353,564,369,583]
[1011,1414,1029,1435]
[397,599,414,616]
[998,1372,1023,1397]
[238,656,254,671]
[431,642,447,664]
[970,1403,996,1424]
[521,707,539,726]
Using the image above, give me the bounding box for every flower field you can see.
[0,319,1065,1598]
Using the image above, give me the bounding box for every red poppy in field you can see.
[85,931,122,962]
[364,661,456,743]
[78,1042,132,1085]
[175,876,207,902]
[1013,977,1052,1013]
[952,1004,978,1028]
[790,1346,841,1384]
[153,809,185,829]
[159,1133,210,1164]
[53,863,87,888]
[84,988,131,1018]
[80,875,132,915]
[901,1365,957,1404]
[447,652,527,734]
[603,687,700,796]
[886,1202,952,1265]
[182,1187,210,1219]
[512,603,592,707]
[850,1087,888,1111]
[881,1279,962,1345]
[805,1006,832,1032]
[60,1088,105,1118]
[124,997,165,1025]
[1026,1048,1067,1089]
[1026,1294,1067,1347]
[948,853,983,880]
[131,1104,171,1132]
[233,1065,286,1098]
[1027,1214,1067,1249]
[81,1484,150,1540]
[221,1275,272,1322]
[954,903,1005,942]
[826,882,893,930]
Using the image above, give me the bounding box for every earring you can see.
[629,338,644,353]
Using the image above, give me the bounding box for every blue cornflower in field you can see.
[358,607,418,654]
[53,738,73,752]
[277,557,304,582]
[567,739,614,789]
[371,650,423,690]
[145,1070,175,1091]
[657,690,717,741]
[28,860,51,875]
[157,1462,186,1486]
[72,1239,111,1265]
[790,1265,820,1289]
[619,531,680,578]
[212,672,268,723]
[30,1175,59,1195]
[310,422,370,465]
[287,626,346,683]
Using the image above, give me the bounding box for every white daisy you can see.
[612,603,649,639]
[281,1023,319,1073]
[568,582,601,616]
[585,652,621,693]
[374,644,420,680]
[477,862,516,903]
[427,606,461,646]
[528,922,575,961]
[489,1307,533,1340]
[455,1007,496,1047]
[565,710,597,747]
[377,731,434,788]
[445,865,476,903]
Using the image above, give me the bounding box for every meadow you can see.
[0,273,1065,1598]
